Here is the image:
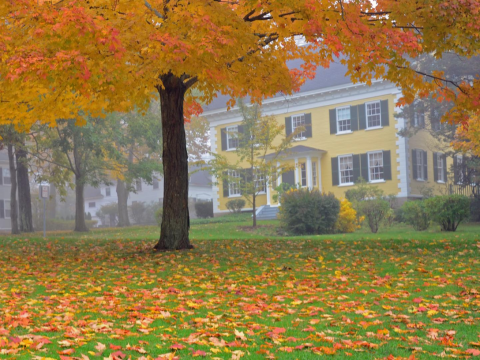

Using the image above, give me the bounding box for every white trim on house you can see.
[394,93,410,198]
[210,125,220,214]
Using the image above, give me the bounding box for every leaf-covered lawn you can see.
[0,225,479,359]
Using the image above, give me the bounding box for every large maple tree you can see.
[1,0,479,249]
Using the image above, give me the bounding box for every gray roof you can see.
[84,186,102,200]
[263,145,326,161]
[203,58,351,112]
[189,169,211,187]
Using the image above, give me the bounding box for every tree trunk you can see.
[116,179,130,227]
[154,73,192,251]
[74,174,88,232]
[16,146,34,232]
[7,145,19,235]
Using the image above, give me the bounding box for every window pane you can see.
[416,151,423,180]
[339,156,353,184]
[437,154,444,182]
[300,163,307,187]
[368,152,384,181]
[337,108,351,132]
[254,172,266,193]
[228,170,241,196]
[227,126,239,149]
[367,102,381,128]
[292,114,306,139]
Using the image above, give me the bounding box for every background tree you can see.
[210,100,297,227]
[4,0,480,249]
[185,116,210,165]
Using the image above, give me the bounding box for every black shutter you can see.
[331,157,339,186]
[412,149,418,180]
[221,128,227,151]
[453,156,459,184]
[358,103,366,130]
[360,153,369,181]
[285,116,292,136]
[329,109,337,134]
[352,154,360,182]
[350,106,359,131]
[423,150,428,180]
[443,154,447,182]
[433,152,438,182]
[223,171,229,197]
[381,100,389,127]
[304,113,312,138]
[237,125,245,147]
[0,200,4,219]
[0,168,3,186]
[383,150,392,180]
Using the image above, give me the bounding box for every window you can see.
[292,114,306,139]
[3,169,11,185]
[437,154,445,182]
[368,151,384,181]
[413,112,425,128]
[300,163,307,187]
[5,200,10,219]
[226,126,239,150]
[416,150,425,180]
[228,170,241,196]
[312,162,317,187]
[136,179,142,191]
[105,187,111,197]
[88,202,96,208]
[339,155,354,185]
[366,101,381,128]
[336,107,351,133]
[254,172,266,193]
[153,178,159,189]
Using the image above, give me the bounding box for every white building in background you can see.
[0,150,12,231]
[84,169,213,226]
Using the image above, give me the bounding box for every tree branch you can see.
[144,0,164,20]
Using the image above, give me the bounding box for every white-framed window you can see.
[3,168,11,185]
[366,101,381,129]
[228,170,241,196]
[416,150,425,180]
[312,161,317,186]
[5,200,10,219]
[437,154,445,182]
[105,187,111,197]
[88,202,96,208]
[339,155,354,185]
[300,163,307,187]
[336,107,351,133]
[368,151,384,182]
[254,172,266,193]
[226,126,239,150]
[292,114,306,139]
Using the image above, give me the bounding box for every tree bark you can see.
[7,145,19,235]
[116,178,130,227]
[74,174,88,232]
[154,73,192,251]
[16,146,34,232]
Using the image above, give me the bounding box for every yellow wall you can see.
[213,94,402,211]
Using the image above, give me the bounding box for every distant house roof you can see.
[189,168,212,187]
[203,58,352,113]
[262,145,326,161]
[84,186,103,200]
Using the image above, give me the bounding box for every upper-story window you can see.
[366,101,381,129]
[339,155,354,185]
[292,114,306,139]
[368,151,384,181]
[105,187,111,197]
[336,107,351,133]
[226,126,239,150]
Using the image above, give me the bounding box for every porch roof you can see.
[262,145,326,161]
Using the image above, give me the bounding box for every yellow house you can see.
[203,61,458,217]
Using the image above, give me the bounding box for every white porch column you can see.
[306,156,312,189]
[266,180,271,205]
[318,157,323,192]
[294,157,299,185]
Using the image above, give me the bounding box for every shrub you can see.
[402,200,430,231]
[335,198,363,233]
[425,195,470,231]
[226,198,246,213]
[357,198,390,233]
[195,201,214,218]
[279,189,340,235]
[383,208,396,228]
[96,203,118,226]
[129,202,146,224]
[345,177,384,204]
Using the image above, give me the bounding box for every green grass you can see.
[0,217,479,359]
